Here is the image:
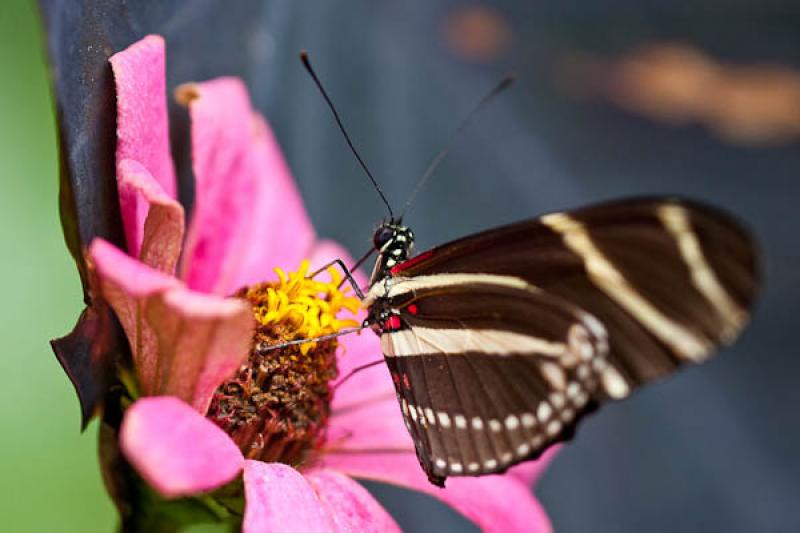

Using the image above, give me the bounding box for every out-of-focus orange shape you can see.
[444,6,511,62]
[610,45,720,125]
[705,67,800,143]
[564,43,800,145]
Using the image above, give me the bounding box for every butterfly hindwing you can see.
[374,278,611,485]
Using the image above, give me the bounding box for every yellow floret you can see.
[241,260,361,355]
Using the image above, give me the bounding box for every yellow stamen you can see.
[239,260,360,355]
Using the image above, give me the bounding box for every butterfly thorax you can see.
[366,222,415,334]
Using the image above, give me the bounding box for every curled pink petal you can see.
[90,239,181,391]
[305,469,401,533]
[243,461,331,533]
[117,159,184,269]
[90,240,253,408]
[120,397,244,498]
[145,287,254,413]
[322,453,552,533]
[507,447,560,487]
[90,239,180,297]
[179,79,314,295]
[110,35,177,200]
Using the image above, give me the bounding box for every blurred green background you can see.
[0,3,115,531]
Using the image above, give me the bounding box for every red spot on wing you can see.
[392,372,401,385]
[406,304,419,315]
[403,373,411,390]
[390,250,434,274]
[383,315,402,331]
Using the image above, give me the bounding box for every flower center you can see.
[207,260,360,466]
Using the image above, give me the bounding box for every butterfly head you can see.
[372,221,414,253]
[370,221,415,278]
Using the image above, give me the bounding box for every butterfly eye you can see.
[373,225,395,250]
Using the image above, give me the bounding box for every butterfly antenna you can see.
[400,73,516,219]
[301,51,395,219]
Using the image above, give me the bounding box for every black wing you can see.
[373,279,610,486]
[374,197,759,484]
[390,197,760,389]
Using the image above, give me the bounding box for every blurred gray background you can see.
[3,1,799,531]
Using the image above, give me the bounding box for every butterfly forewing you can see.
[374,279,610,485]
[389,198,759,394]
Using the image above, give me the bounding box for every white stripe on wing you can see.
[542,211,711,362]
[382,326,567,357]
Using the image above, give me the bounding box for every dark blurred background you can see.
[2,1,799,531]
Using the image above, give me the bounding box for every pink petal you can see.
[120,397,244,498]
[110,35,177,201]
[145,286,254,413]
[327,388,414,456]
[243,462,331,532]
[243,463,399,533]
[507,446,560,487]
[116,159,184,269]
[90,239,181,391]
[90,240,254,409]
[305,469,401,533]
[329,327,391,413]
[179,79,314,295]
[306,239,363,280]
[227,114,316,288]
[322,453,552,533]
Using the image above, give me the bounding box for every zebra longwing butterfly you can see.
[299,54,760,487]
[362,197,759,487]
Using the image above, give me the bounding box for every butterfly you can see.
[299,53,761,487]
[361,197,759,486]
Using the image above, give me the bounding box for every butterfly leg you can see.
[254,324,369,354]
[308,258,367,300]
[332,359,385,389]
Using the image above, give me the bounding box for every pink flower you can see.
[94,35,554,532]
